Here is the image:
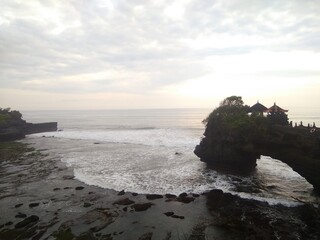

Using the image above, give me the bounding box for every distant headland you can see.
[194,96,320,192]
[0,108,57,141]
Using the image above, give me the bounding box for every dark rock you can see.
[94,142,100,144]
[5,222,13,226]
[29,203,39,208]
[15,213,27,218]
[123,207,128,212]
[113,198,135,205]
[172,215,185,219]
[118,190,125,196]
[132,193,138,196]
[75,186,84,190]
[53,188,61,191]
[176,195,195,204]
[138,232,153,240]
[64,187,72,189]
[131,203,153,212]
[15,203,23,208]
[164,212,174,216]
[63,175,74,180]
[192,193,200,197]
[15,215,39,228]
[83,202,92,208]
[179,192,187,198]
[146,194,163,200]
[165,194,176,199]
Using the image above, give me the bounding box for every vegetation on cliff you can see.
[0,108,26,141]
[195,96,267,170]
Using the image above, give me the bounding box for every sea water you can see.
[22,109,320,206]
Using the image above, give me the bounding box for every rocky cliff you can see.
[194,96,320,192]
[0,108,57,141]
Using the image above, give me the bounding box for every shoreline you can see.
[1,141,320,239]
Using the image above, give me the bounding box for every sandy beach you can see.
[1,140,320,240]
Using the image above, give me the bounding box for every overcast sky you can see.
[1,0,320,111]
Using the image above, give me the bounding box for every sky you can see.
[1,0,320,111]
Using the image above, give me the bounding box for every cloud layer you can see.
[1,0,320,109]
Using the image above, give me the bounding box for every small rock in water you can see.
[118,190,125,196]
[15,203,23,208]
[165,194,177,199]
[83,202,92,208]
[146,194,163,200]
[192,193,200,198]
[63,175,74,180]
[113,198,135,205]
[171,215,185,219]
[131,203,153,212]
[179,192,188,198]
[132,193,138,196]
[75,186,84,190]
[15,215,39,228]
[53,188,61,191]
[29,203,40,208]
[164,212,174,217]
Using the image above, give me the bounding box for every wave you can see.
[31,128,202,148]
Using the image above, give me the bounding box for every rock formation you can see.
[0,108,57,141]
[194,96,320,192]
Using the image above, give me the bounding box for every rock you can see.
[15,215,39,228]
[165,194,176,199]
[123,207,128,212]
[118,190,125,196]
[14,203,23,208]
[75,186,84,190]
[146,194,163,200]
[113,198,135,205]
[192,193,200,197]
[164,212,174,217]
[5,222,13,226]
[172,215,185,219]
[132,193,138,196]
[179,192,188,198]
[53,188,61,191]
[176,194,195,204]
[15,213,27,218]
[29,203,40,208]
[83,202,92,208]
[63,175,74,180]
[138,232,153,240]
[131,203,153,212]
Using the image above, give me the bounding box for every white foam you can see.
[31,128,199,148]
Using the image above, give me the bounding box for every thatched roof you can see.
[249,102,268,112]
[267,103,288,113]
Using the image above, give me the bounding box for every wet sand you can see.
[1,141,320,240]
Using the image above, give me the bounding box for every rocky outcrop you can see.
[25,122,58,135]
[195,124,320,192]
[195,96,320,192]
[0,109,57,141]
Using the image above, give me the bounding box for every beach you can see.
[1,139,320,240]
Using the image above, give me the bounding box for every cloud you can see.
[1,0,320,109]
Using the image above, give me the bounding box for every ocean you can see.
[22,108,320,207]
